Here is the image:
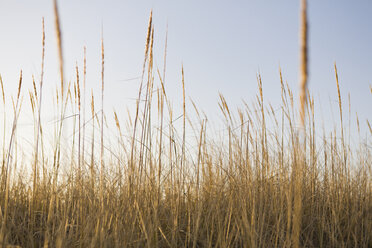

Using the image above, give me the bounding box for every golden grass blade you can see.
[299,0,308,128]
[0,75,4,105]
[367,120,372,135]
[292,1,307,248]
[54,0,64,97]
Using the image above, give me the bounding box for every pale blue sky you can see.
[0,0,371,140]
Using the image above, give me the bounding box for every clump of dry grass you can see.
[0,1,371,248]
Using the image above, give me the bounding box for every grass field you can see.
[0,0,371,247]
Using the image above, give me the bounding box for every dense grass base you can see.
[1,162,371,247]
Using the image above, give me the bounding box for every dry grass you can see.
[0,1,371,248]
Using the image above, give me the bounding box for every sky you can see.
[0,0,371,145]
